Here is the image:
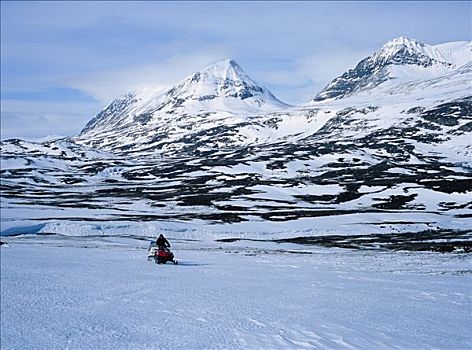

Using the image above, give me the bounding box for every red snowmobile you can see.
[148,242,178,265]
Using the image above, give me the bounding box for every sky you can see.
[1,1,471,140]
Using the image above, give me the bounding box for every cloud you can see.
[251,47,376,105]
[255,69,310,87]
[294,48,376,93]
[64,46,377,107]
[65,52,229,103]
[1,99,101,140]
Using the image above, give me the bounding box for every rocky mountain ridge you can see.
[312,36,471,102]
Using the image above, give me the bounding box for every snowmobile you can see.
[147,242,178,265]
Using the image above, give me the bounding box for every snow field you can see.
[1,237,471,349]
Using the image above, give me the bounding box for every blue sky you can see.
[1,1,471,140]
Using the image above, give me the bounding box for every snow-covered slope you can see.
[1,38,471,242]
[312,37,471,102]
[73,39,471,156]
[75,59,289,152]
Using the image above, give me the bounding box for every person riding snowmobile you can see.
[156,234,170,250]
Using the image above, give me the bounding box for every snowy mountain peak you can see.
[386,36,421,45]
[198,58,246,80]
[372,36,452,67]
[184,58,249,90]
[166,58,284,103]
[380,36,426,52]
[312,37,470,102]
[76,59,288,149]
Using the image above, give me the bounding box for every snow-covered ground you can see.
[1,235,471,349]
[1,37,471,349]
